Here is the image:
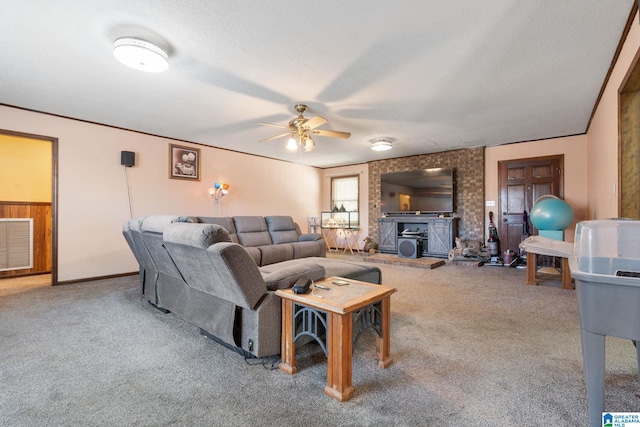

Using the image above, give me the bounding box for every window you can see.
[331,175,359,212]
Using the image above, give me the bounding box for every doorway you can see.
[0,130,58,285]
[620,49,640,218]
[498,155,563,255]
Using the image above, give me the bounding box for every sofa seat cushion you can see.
[259,261,326,291]
[291,241,323,259]
[258,244,294,266]
[270,257,382,284]
[243,246,262,265]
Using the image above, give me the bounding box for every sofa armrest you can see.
[298,233,322,242]
[260,263,325,291]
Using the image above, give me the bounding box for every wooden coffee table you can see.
[275,276,397,401]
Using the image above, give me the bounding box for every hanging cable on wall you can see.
[121,151,135,219]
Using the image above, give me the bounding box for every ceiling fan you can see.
[258,104,351,152]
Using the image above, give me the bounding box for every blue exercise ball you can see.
[529,196,575,230]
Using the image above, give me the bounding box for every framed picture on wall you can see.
[169,144,200,181]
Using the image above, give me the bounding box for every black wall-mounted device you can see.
[121,151,135,167]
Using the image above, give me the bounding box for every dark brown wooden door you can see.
[498,155,563,255]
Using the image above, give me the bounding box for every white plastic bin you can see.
[569,219,640,427]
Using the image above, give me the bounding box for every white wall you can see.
[0,105,322,281]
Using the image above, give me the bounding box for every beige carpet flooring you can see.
[1,255,638,426]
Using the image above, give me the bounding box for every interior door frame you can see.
[0,129,58,285]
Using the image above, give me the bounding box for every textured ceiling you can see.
[0,0,635,167]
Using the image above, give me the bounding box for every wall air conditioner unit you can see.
[0,218,33,271]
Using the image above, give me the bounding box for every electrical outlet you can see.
[248,339,253,352]
[486,200,496,207]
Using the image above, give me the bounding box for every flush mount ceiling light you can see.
[371,138,393,151]
[113,37,169,72]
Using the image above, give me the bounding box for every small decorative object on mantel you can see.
[169,144,200,181]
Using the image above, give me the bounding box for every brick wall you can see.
[368,146,485,242]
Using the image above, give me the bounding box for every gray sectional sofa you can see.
[196,215,326,266]
[122,215,381,357]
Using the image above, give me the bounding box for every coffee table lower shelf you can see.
[275,276,396,401]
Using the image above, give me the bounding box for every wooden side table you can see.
[321,227,339,251]
[340,227,361,254]
[526,252,573,289]
[275,277,397,401]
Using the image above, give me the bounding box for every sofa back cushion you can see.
[140,215,181,233]
[233,216,273,247]
[163,223,266,309]
[196,217,239,243]
[265,216,300,244]
[163,222,231,248]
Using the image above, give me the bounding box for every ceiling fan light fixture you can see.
[113,37,169,72]
[371,138,393,151]
[304,135,315,152]
[286,137,298,151]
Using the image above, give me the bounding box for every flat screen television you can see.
[380,167,455,214]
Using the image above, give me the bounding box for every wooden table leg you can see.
[279,298,297,374]
[324,312,355,402]
[375,296,394,368]
[561,257,573,290]
[526,252,537,286]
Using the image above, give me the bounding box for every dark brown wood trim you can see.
[585,1,638,132]
[0,128,58,285]
[0,271,51,280]
[0,201,52,206]
[51,134,58,286]
[56,271,138,286]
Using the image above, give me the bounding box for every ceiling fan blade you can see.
[257,122,290,129]
[303,115,328,130]
[312,129,351,139]
[259,132,291,142]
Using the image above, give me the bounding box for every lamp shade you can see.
[286,137,298,151]
[304,135,315,152]
[113,37,169,72]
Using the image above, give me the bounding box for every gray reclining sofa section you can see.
[122,215,381,358]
